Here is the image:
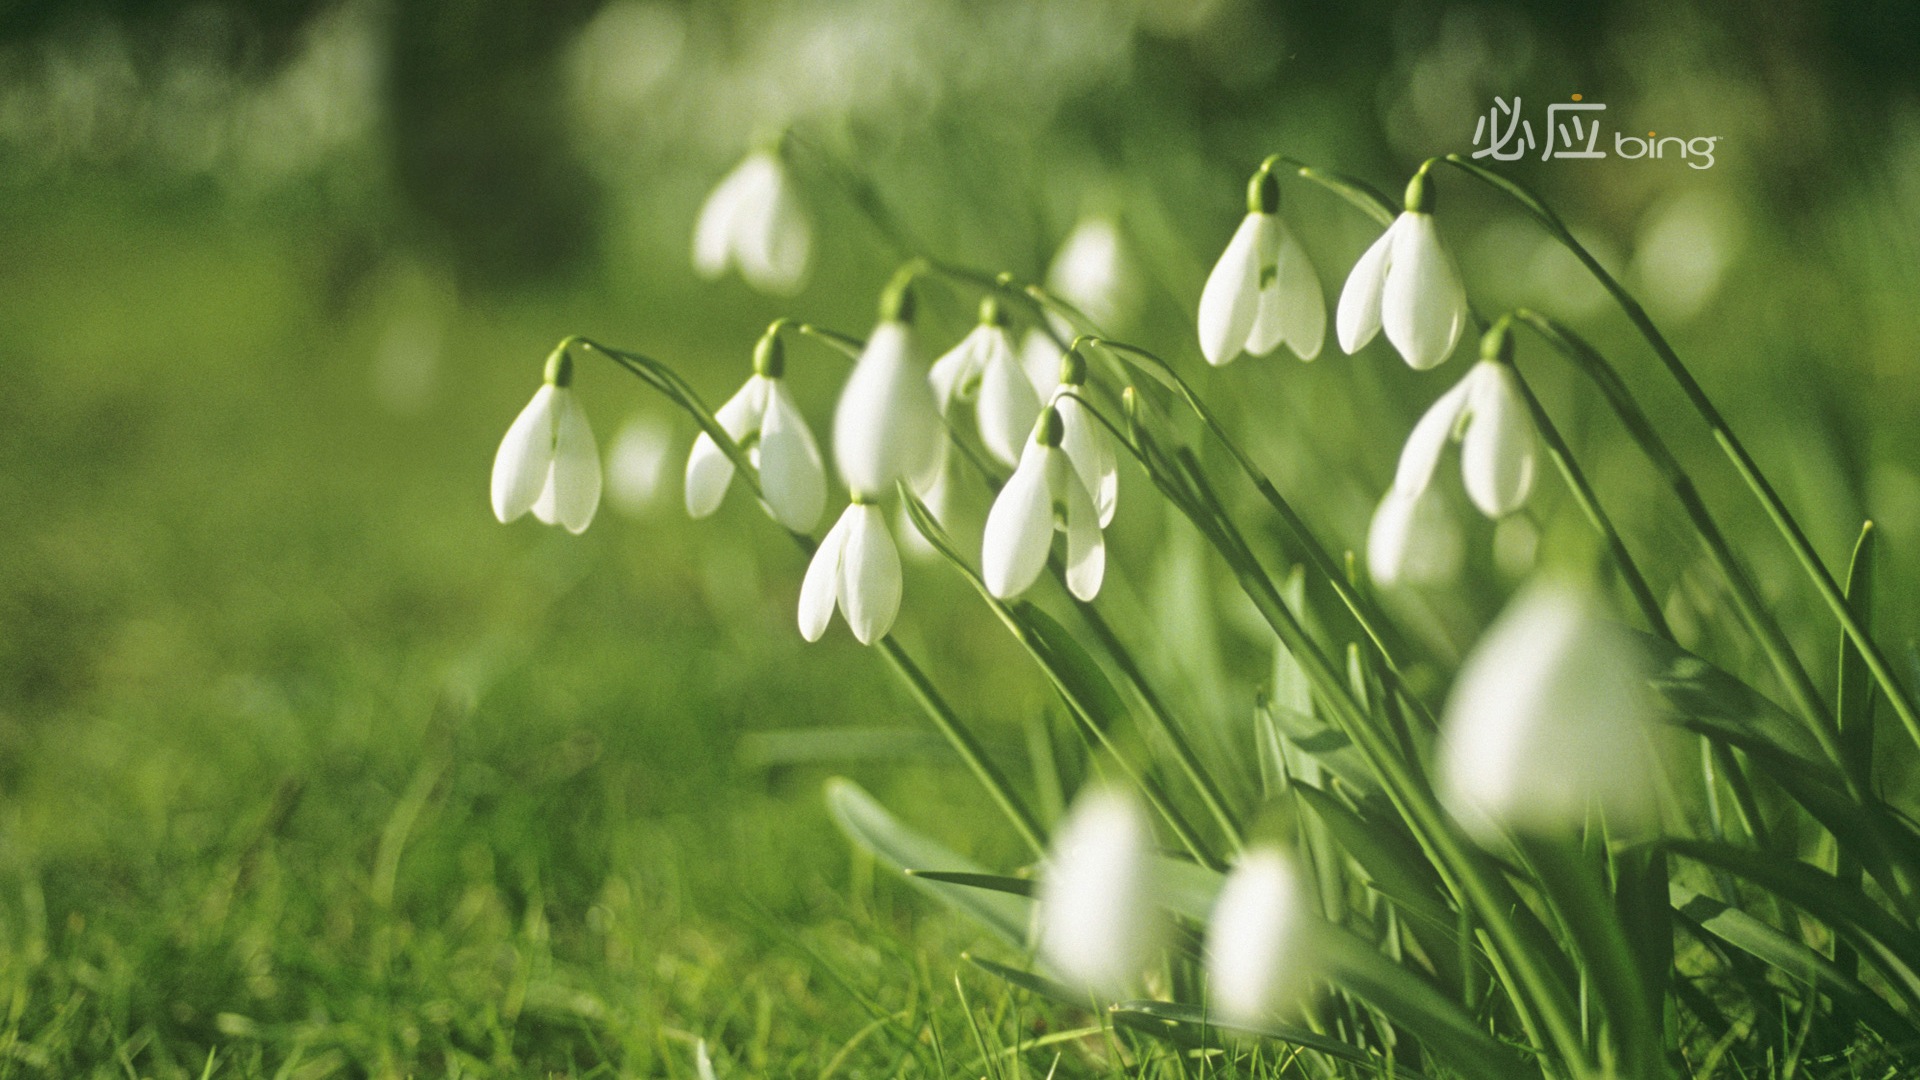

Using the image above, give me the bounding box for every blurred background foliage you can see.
[2,0,1919,1074]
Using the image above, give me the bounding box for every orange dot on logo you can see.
[1571,93,1583,101]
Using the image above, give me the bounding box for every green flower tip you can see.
[1059,347,1088,387]
[1247,165,1281,215]
[1035,405,1065,448]
[879,265,920,324]
[1404,166,1437,215]
[1480,320,1515,366]
[543,344,574,387]
[753,330,786,378]
[978,295,1008,328]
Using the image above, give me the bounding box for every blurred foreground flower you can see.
[1366,484,1462,588]
[1206,849,1314,1026]
[798,501,902,644]
[1035,787,1165,996]
[693,150,811,295]
[981,406,1104,601]
[491,349,602,534]
[1393,327,1538,518]
[833,282,944,500]
[928,299,1041,468]
[1199,166,1325,365]
[1046,215,1138,334]
[1337,168,1467,370]
[684,335,827,532]
[1439,583,1660,839]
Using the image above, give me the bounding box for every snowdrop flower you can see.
[928,299,1041,468]
[490,347,602,534]
[1046,215,1138,334]
[1439,582,1660,839]
[1034,787,1165,996]
[684,333,827,532]
[1047,349,1119,528]
[832,280,945,500]
[797,501,902,645]
[1019,328,1065,398]
[605,411,674,518]
[692,149,811,295]
[1337,167,1469,370]
[1198,166,1325,365]
[981,407,1105,601]
[1393,326,1538,518]
[1206,849,1315,1025]
[1367,484,1463,589]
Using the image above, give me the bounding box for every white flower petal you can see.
[1367,486,1462,589]
[683,376,767,519]
[1336,219,1396,354]
[833,321,943,500]
[1019,329,1064,397]
[1206,849,1312,1026]
[981,446,1056,600]
[798,507,853,642]
[975,333,1042,468]
[738,158,811,294]
[839,503,902,645]
[1264,223,1325,361]
[538,388,601,534]
[1056,393,1118,528]
[1035,788,1164,996]
[1198,213,1275,366]
[1392,375,1474,498]
[758,379,828,532]
[1047,217,1132,331]
[1380,212,1467,370]
[1439,584,1659,838]
[692,163,751,279]
[1062,462,1105,602]
[928,325,988,412]
[1460,362,1537,518]
[491,384,558,523]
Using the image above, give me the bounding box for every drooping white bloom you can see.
[1199,170,1325,365]
[1019,328,1065,398]
[798,502,902,645]
[1394,359,1537,518]
[981,408,1104,601]
[928,308,1041,468]
[1034,787,1165,996]
[605,412,674,518]
[491,355,602,534]
[833,314,944,501]
[1206,849,1314,1025]
[1366,484,1463,589]
[1046,215,1137,333]
[1337,172,1468,370]
[684,357,827,532]
[692,150,811,295]
[1439,583,1660,839]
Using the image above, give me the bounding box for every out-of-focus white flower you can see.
[1035,787,1165,996]
[605,411,674,518]
[1393,333,1537,518]
[684,336,827,532]
[1020,328,1065,398]
[833,284,944,500]
[1367,484,1462,589]
[1046,215,1138,334]
[1337,169,1468,370]
[981,407,1104,601]
[798,501,902,645]
[1205,849,1314,1025]
[491,349,602,534]
[928,300,1041,468]
[1439,583,1660,839]
[1198,168,1325,365]
[898,442,958,562]
[692,150,811,295]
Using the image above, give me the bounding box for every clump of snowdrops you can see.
[490,144,1920,1078]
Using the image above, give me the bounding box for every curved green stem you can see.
[1442,156,1920,762]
